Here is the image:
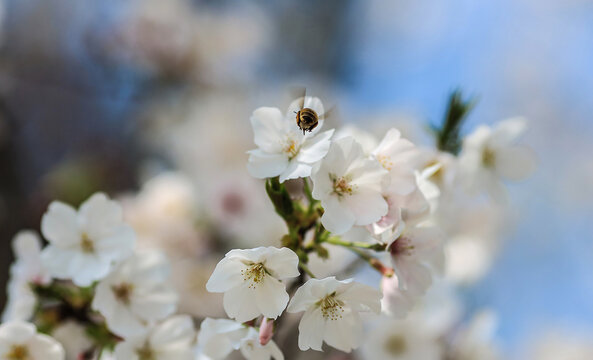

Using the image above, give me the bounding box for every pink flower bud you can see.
[259,318,274,345]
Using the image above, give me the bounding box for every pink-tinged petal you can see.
[297,308,325,351]
[223,284,262,323]
[41,202,80,247]
[263,247,300,279]
[297,129,334,164]
[393,258,432,296]
[79,193,124,239]
[279,161,311,183]
[381,276,418,317]
[247,150,289,179]
[344,190,388,226]
[251,107,286,153]
[255,276,289,319]
[320,196,356,235]
[495,146,536,181]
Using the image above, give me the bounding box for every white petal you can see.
[320,196,356,235]
[494,146,536,181]
[247,150,289,179]
[393,258,432,295]
[223,285,262,323]
[278,161,311,183]
[104,304,147,337]
[28,334,65,360]
[70,254,111,286]
[255,276,289,319]
[338,282,382,314]
[114,342,140,360]
[94,225,136,262]
[324,311,362,352]
[79,193,124,240]
[206,258,248,293]
[251,107,286,153]
[150,315,195,348]
[12,231,43,260]
[41,202,80,247]
[0,321,35,343]
[345,190,388,226]
[297,308,325,351]
[296,129,334,164]
[490,117,527,147]
[262,247,300,279]
[129,287,178,321]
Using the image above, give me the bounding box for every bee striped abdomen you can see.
[296,108,319,134]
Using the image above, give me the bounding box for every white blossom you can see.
[459,117,536,199]
[0,321,65,360]
[247,97,334,183]
[197,318,248,359]
[287,277,382,352]
[2,231,51,322]
[380,275,418,318]
[389,225,445,296]
[114,315,196,360]
[51,321,93,360]
[40,193,135,286]
[206,247,299,323]
[92,251,178,338]
[311,137,389,235]
[239,327,284,360]
[360,318,443,360]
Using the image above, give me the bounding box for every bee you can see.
[293,90,332,135]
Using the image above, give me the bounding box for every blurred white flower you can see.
[51,321,93,360]
[92,251,178,337]
[40,193,135,286]
[389,225,444,295]
[0,321,65,360]
[240,327,284,360]
[311,137,389,235]
[247,97,334,183]
[2,231,51,322]
[287,277,382,352]
[459,118,536,199]
[526,330,593,360]
[333,125,379,155]
[114,315,196,360]
[360,318,443,360]
[448,310,501,360]
[197,318,248,359]
[206,247,299,323]
[380,275,418,318]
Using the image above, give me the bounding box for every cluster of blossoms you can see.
[0,93,534,359]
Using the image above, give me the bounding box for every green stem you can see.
[324,237,387,251]
[298,262,316,278]
[303,178,315,212]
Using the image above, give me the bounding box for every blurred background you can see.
[0,0,592,358]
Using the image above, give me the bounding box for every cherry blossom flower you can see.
[92,251,178,337]
[51,321,93,360]
[286,277,382,352]
[0,321,65,360]
[380,275,419,318]
[2,231,51,322]
[206,247,299,323]
[40,193,135,286]
[360,318,443,360]
[240,327,284,360]
[197,318,248,359]
[459,117,536,199]
[247,97,334,183]
[114,315,196,360]
[389,225,445,296]
[311,137,389,235]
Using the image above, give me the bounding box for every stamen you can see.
[377,155,394,171]
[112,283,134,305]
[282,137,300,159]
[6,345,29,360]
[80,232,94,254]
[240,263,267,289]
[384,335,407,355]
[331,175,354,196]
[482,147,496,168]
[136,344,155,360]
[318,292,344,320]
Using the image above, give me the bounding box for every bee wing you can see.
[288,86,307,110]
[319,105,336,120]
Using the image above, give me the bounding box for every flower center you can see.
[330,175,354,197]
[241,263,266,289]
[136,344,155,360]
[377,154,394,171]
[384,335,407,355]
[80,232,95,254]
[318,292,344,320]
[482,147,496,168]
[282,136,300,159]
[112,283,134,305]
[390,236,415,257]
[6,345,29,360]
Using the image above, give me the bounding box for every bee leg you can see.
[309,122,319,132]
